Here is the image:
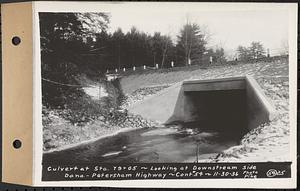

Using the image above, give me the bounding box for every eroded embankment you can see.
[42,76,159,152]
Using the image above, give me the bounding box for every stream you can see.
[43,125,238,164]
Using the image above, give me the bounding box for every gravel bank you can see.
[43,108,158,151]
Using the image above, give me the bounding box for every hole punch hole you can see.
[13,139,22,149]
[12,36,21,46]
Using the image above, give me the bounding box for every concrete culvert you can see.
[128,75,277,137]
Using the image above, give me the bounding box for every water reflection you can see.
[43,125,239,164]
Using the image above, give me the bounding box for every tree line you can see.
[40,13,228,76]
[40,12,269,108]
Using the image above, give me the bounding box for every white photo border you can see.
[32,1,298,188]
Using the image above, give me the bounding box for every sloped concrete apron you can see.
[128,75,277,131]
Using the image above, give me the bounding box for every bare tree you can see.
[161,36,172,68]
[280,38,289,55]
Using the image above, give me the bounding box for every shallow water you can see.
[43,126,239,164]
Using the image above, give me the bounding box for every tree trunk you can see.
[161,45,168,68]
[118,44,121,69]
[161,51,166,68]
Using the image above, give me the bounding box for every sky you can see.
[105,3,290,58]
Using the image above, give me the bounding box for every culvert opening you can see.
[183,89,248,139]
[176,76,277,141]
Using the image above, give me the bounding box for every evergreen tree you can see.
[249,41,266,59]
[177,23,207,66]
[237,41,266,61]
[40,13,109,107]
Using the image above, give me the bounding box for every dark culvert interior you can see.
[183,89,248,139]
[178,76,276,143]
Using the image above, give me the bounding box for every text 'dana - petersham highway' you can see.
[42,162,291,181]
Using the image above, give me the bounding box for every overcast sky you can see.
[105,3,290,57]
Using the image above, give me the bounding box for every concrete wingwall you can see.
[127,82,185,124]
[245,75,277,130]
